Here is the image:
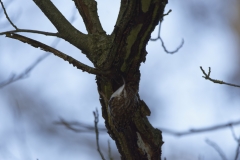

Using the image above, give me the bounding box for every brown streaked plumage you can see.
[108,81,139,131]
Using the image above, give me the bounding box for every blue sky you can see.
[0,0,240,160]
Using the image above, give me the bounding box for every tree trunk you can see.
[95,1,167,159]
[3,0,168,159]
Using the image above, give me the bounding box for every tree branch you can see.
[1,0,88,50]
[235,143,240,160]
[0,0,61,42]
[0,0,17,29]
[150,18,184,54]
[73,0,105,34]
[108,140,113,160]
[55,119,240,138]
[0,5,82,89]
[230,126,240,160]
[55,118,106,133]
[159,36,184,54]
[93,108,106,160]
[159,119,240,136]
[205,139,227,160]
[200,66,240,88]
[0,0,58,37]
[6,33,109,75]
[33,0,90,53]
[0,53,49,89]
[0,29,59,37]
[161,9,172,20]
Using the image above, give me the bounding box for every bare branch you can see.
[0,0,58,37]
[0,53,49,89]
[160,37,184,54]
[205,139,227,160]
[0,7,79,89]
[0,13,13,28]
[0,0,12,15]
[33,0,90,53]
[93,108,106,160]
[5,33,109,75]
[159,9,172,22]
[234,143,240,160]
[108,140,113,160]
[0,0,18,29]
[200,66,240,88]
[55,118,240,138]
[162,9,172,17]
[73,0,105,34]
[54,118,106,133]
[159,120,240,136]
[0,29,59,37]
[230,126,240,160]
[150,19,184,54]
[230,126,239,141]
[55,119,240,159]
[0,0,88,55]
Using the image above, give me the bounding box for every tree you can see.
[0,0,168,159]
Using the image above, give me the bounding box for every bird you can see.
[108,78,139,131]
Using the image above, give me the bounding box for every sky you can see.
[0,0,240,160]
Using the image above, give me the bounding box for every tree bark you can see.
[3,0,168,159]
[95,1,167,159]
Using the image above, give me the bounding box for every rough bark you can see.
[3,0,168,159]
[94,1,167,159]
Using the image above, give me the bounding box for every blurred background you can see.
[0,0,240,159]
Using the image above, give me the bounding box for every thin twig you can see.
[150,20,184,54]
[56,119,240,137]
[0,0,18,29]
[93,108,106,160]
[205,139,227,160]
[159,120,240,136]
[55,117,106,133]
[159,9,172,22]
[0,5,13,28]
[231,126,240,160]
[234,143,240,160]
[200,66,240,88]
[230,126,239,141]
[0,7,77,89]
[0,29,59,37]
[108,140,113,160]
[162,9,172,18]
[0,0,60,37]
[0,0,12,15]
[160,37,184,54]
[0,53,49,89]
